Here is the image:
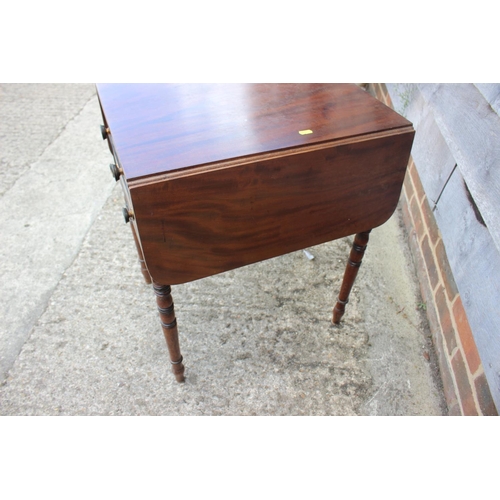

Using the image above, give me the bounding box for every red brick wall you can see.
[368,83,497,416]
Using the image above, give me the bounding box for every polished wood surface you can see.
[96,83,412,180]
[97,84,414,382]
[96,84,414,285]
[333,231,371,324]
[130,130,414,284]
[153,283,185,382]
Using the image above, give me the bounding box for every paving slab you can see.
[0,84,115,382]
[0,84,447,415]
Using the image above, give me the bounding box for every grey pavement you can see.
[0,84,447,415]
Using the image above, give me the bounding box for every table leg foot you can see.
[153,283,185,382]
[332,230,372,324]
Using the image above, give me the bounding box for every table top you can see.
[97,83,414,284]
[96,83,412,181]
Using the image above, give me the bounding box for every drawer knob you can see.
[109,163,121,181]
[100,125,108,140]
[122,207,134,223]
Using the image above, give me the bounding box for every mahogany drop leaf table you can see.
[96,83,414,382]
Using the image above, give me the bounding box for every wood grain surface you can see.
[96,83,412,180]
[97,83,414,284]
[96,83,415,382]
[130,130,414,284]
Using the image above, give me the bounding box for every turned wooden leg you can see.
[130,223,152,284]
[153,283,185,382]
[332,230,372,324]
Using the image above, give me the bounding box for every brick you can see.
[423,291,460,415]
[435,285,456,354]
[437,345,460,414]
[422,293,441,354]
[407,158,415,178]
[474,372,498,416]
[379,83,388,100]
[422,235,439,292]
[415,249,443,353]
[453,297,481,374]
[403,171,414,202]
[420,195,441,247]
[383,87,393,107]
[374,84,384,102]
[448,402,462,416]
[410,195,425,241]
[435,239,459,303]
[410,163,426,203]
[451,350,478,415]
[401,196,412,233]
[405,228,461,415]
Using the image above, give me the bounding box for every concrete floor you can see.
[0,84,447,415]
